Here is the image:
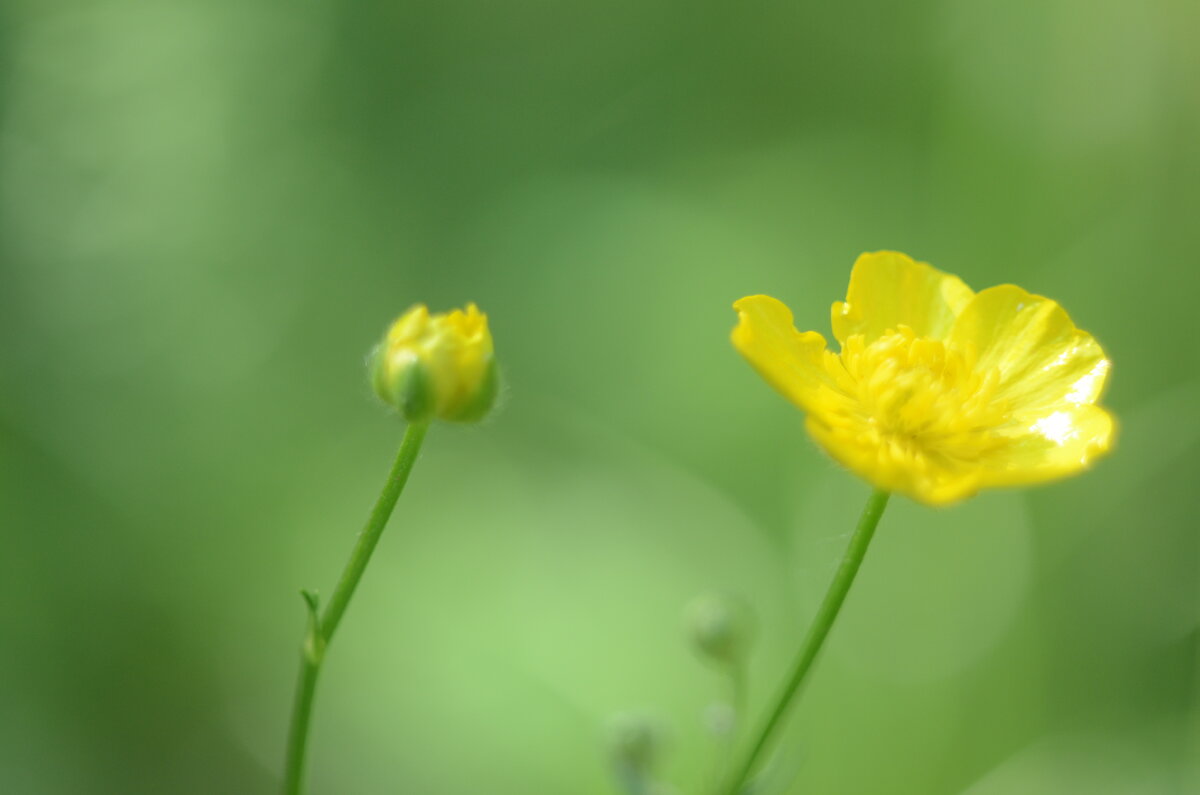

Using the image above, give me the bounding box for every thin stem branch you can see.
[710,659,748,793]
[282,420,431,795]
[729,660,747,735]
[720,489,890,795]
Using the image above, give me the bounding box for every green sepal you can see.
[370,345,434,423]
[397,360,434,423]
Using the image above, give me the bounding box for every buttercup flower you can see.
[370,302,497,423]
[732,251,1114,505]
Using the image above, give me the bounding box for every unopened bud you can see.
[606,712,665,776]
[370,303,498,423]
[686,592,754,668]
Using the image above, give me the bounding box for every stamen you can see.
[826,330,1010,471]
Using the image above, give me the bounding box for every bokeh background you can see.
[2,0,1198,793]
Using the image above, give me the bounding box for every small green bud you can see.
[606,711,665,776]
[685,592,754,668]
[370,303,498,424]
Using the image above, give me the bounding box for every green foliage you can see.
[1,0,1197,793]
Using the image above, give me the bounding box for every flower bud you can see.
[370,303,498,424]
[606,711,665,777]
[685,592,754,669]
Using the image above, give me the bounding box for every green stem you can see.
[720,489,890,795]
[729,660,747,736]
[282,420,431,795]
[711,660,748,791]
[283,593,324,795]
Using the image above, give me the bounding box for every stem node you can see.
[281,421,430,795]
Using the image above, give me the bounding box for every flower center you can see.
[831,327,1009,468]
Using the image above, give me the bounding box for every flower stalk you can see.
[719,489,890,795]
[282,419,430,795]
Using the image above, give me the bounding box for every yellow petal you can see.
[805,415,985,505]
[947,285,1111,415]
[732,295,835,413]
[831,251,975,345]
[979,404,1116,487]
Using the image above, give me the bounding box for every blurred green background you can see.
[2,0,1198,793]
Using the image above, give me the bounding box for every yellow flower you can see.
[732,251,1114,505]
[370,302,497,423]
